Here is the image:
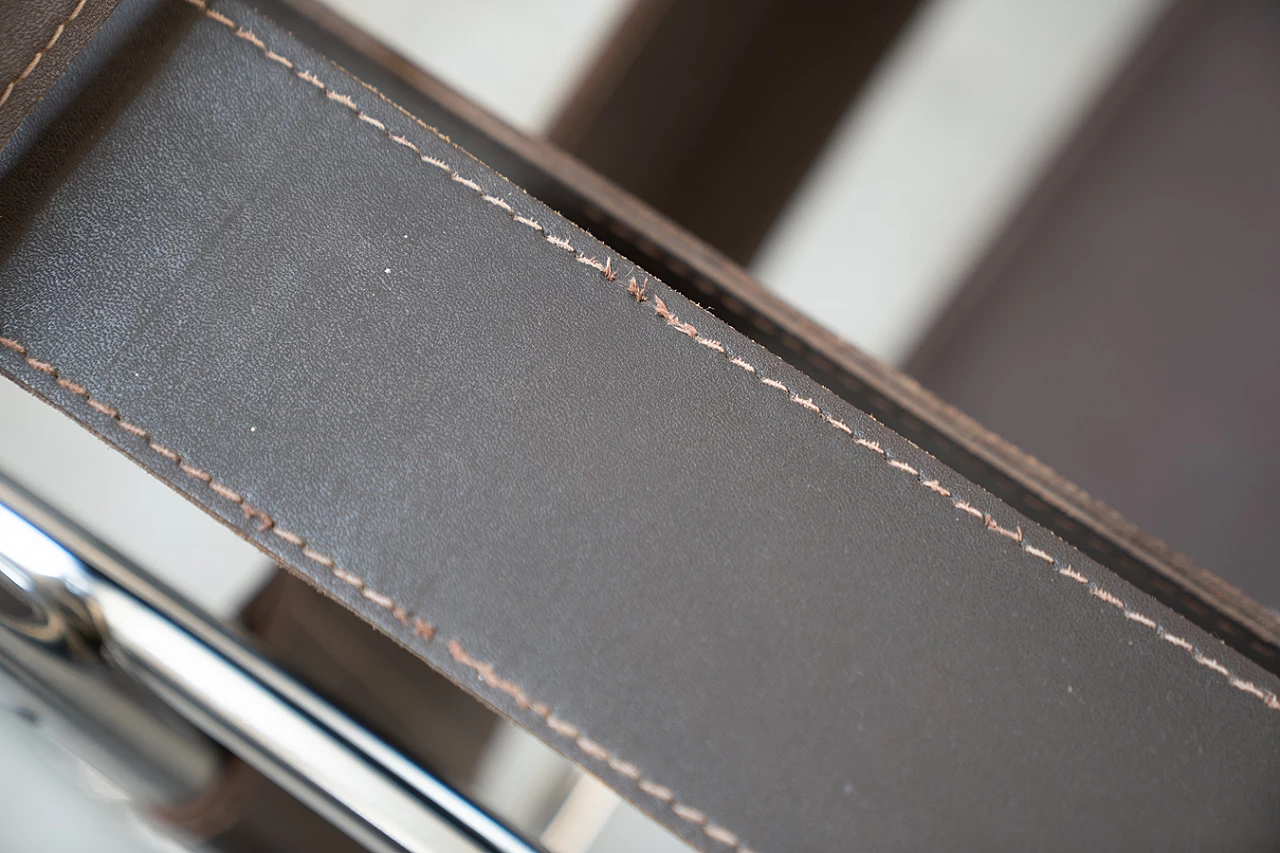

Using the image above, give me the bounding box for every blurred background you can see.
[3,0,1278,850]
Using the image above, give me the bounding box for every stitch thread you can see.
[825,415,852,435]
[673,803,708,824]
[1058,565,1089,584]
[921,479,950,497]
[1090,587,1125,610]
[792,395,821,414]
[87,398,119,417]
[0,0,89,108]
[1023,544,1055,564]
[855,437,885,455]
[627,277,647,303]
[985,514,1023,543]
[9,7,1278,851]
[1125,610,1157,629]
[886,459,918,476]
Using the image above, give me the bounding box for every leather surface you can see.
[0,0,122,145]
[260,0,1280,667]
[3,1,1280,850]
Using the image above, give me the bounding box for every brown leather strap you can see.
[4,1,1280,850]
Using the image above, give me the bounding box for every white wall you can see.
[752,0,1170,365]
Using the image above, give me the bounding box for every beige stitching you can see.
[271,526,304,546]
[483,194,513,214]
[179,462,212,482]
[1023,544,1055,564]
[117,419,148,438]
[653,296,698,336]
[1058,565,1089,584]
[0,0,89,108]
[639,780,675,802]
[577,738,610,761]
[1124,610,1157,629]
[240,501,273,531]
[627,277,647,303]
[1229,678,1280,710]
[921,479,950,497]
[706,824,741,846]
[546,716,580,738]
[985,515,1023,543]
[791,395,820,413]
[148,441,180,462]
[854,437,884,455]
[18,314,1271,853]
[362,587,395,609]
[513,214,542,231]
[886,459,917,476]
[56,377,88,395]
[389,134,418,153]
[301,546,335,568]
[6,10,1269,853]
[672,803,707,824]
[825,415,852,435]
[204,8,233,28]
[325,89,356,109]
[87,399,119,418]
[1090,587,1125,610]
[208,481,242,503]
[234,27,265,49]
[333,568,363,588]
[1195,653,1231,677]
[263,49,292,68]
[608,757,641,779]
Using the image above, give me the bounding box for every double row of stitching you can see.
[4,4,1276,853]
[180,0,1280,737]
[1,335,756,853]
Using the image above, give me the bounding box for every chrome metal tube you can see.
[0,474,542,853]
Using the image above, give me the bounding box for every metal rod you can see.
[0,473,543,853]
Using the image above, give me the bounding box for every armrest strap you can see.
[2,1,1278,849]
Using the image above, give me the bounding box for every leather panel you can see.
[2,1,1280,850]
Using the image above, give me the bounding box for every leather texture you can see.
[3,1,1280,850]
[0,0,122,145]
[264,0,1280,670]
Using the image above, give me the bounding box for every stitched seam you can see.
[10,4,1274,850]
[11,341,1278,853]
[2,334,766,851]
[0,0,90,109]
